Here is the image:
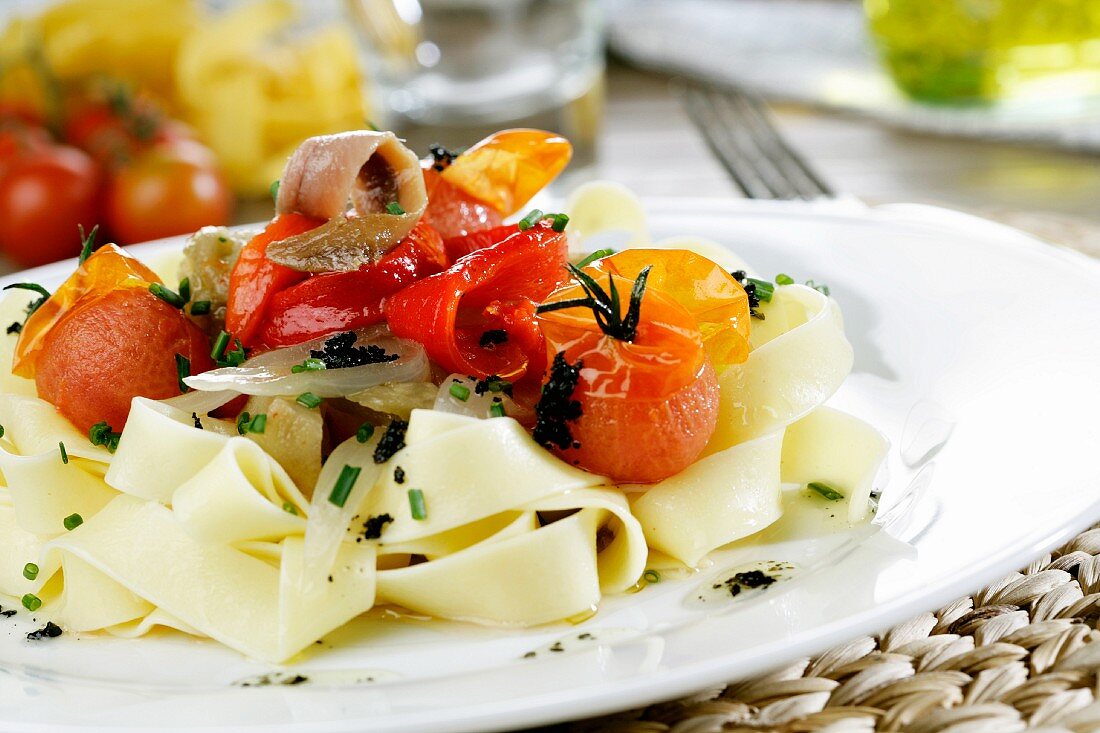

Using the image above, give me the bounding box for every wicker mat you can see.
[559,526,1100,733]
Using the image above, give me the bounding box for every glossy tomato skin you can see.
[34,287,214,432]
[104,139,231,244]
[421,166,503,240]
[561,359,720,484]
[0,144,101,267]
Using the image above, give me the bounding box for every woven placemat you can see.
[560,526,1100,732]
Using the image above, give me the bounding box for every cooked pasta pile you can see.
[0,132,887,663]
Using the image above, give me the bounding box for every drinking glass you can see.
[865,0,1100,104]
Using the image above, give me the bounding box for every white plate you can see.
[2,199,1099,733]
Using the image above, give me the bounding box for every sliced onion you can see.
[184,326,430,398]
[301,432,384,590]
[433,374,534,423]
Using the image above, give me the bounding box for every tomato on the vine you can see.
[104,139,232,244]
[0,143,101,267]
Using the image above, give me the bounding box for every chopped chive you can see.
[63,513,83,530]
[22,562,38,580]
[89,422,120,453]
[489,400,506,418]
[517,209,544,231]
[178,278,191,303]
[189,300,211,316]
[149,283,186,309]
[745,278,774,303]
[22,593,41,611]
[549,213,570,232]
[407,488,426,520]
[775,273,794,285]
[78,224,99,264]
[219,338,247,368]
[449,383,471,401]
[574,248,615,269]
[356,423,375,443]
[808,481,844,501]
[236,411,252,435]
[282,501,298,515]
[296,392,322,409]
[58,441,68,464]
[291,357,327,374]
[0,424,4,439]
[328,465,362,507]
[248,414,267,434]
[806,280,831,296]
[643,569,660,584]
[211,330,231,361]
[269,179,280,202]
[385,202,405,215]
[175,353,191,393]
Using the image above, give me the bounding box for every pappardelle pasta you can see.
[0,130,887,662]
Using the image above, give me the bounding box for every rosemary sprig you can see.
[536,264,652,342]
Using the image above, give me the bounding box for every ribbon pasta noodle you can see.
[0,179,888,663]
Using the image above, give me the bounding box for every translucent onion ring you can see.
[183,326,431,398]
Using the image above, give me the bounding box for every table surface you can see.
[594,65,1100,231]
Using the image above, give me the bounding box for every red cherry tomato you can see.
[0,144,101,267]
[104,139,232,244]
[35,287,214,432]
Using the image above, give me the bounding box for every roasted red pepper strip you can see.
[441,224,519,262]
[257,222,447,348]
[226,213,323,347]
[385,220,569,382]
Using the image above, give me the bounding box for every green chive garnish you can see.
[549,213,570,232]
[220,338,247,367]
[150,282,186,309]
[746,278,774,303]
[78,224,98,265]
[178,278,191,303]
[282,501,298,515]
[23,563,38,580]
[385,202,405,215]
[270,179,280,202]
[175,353,191,393]
[517,209,544,231]
[328,465,361,507]
[574,248,615,269]
[189,300,212,316]
[22,593,41,611]
[356,423,375,443]
[408,488,426,520]
[296,392,322,409]
[808,482,844,501]
[58,442,68,464]
[489,401,506,418]
[89,422,120,453]
[211,330,231,361]
[291,357,327,374]
[806,280,831,296]
[775,273,794,285]
[248,414,267,434]
[0,424,5,439]
[236,411,252,435]
[63,513,83,530]
[643,569,660,584]
[449,383,470,401]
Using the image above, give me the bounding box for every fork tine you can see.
[678,80,835,200]
[727,86,836,199]
[680,82,777,199]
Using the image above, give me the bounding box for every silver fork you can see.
[678,80,836,201]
